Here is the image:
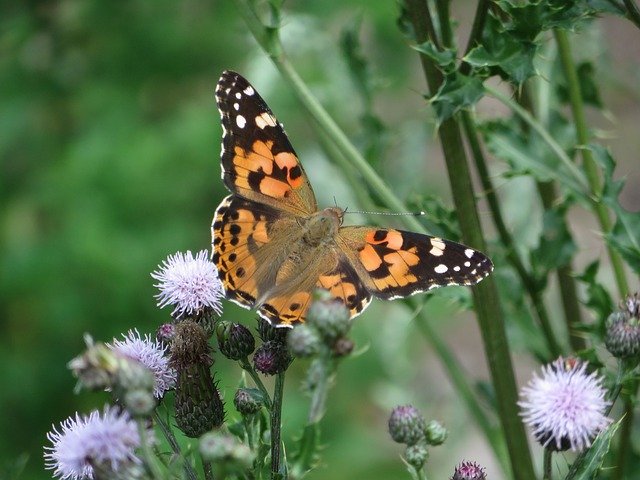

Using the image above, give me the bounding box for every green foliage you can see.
[566,419,622,479]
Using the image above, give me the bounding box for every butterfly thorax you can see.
[301,207,344,247]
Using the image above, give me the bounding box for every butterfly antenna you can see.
[344,210,425,216]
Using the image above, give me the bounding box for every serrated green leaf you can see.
[428,72,484,123]
[463,14,536,84]
[557,62,603,108]
[530,204,577,282]
[576,260,614,330]
[480,114,586,198]
[589,145,640,274]
[412,41,456,70]
[566,418,622,479]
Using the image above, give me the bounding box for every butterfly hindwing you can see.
[338,226,493,299]
[215,71,316,216]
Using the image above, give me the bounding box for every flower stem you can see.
[553,29,629,298]
[271,371,286,478]
[414,465,428,480]
[154,410,198,480]
[137,420,164,480]
[203,460,214,480]
[404,1,536,479]
[240,357,272,409]
[461,110,562,358]
[543,448,553,480]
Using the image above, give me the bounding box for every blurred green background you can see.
[2,1,639,479]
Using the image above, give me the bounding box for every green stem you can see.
[203,461,214,480]
[435,0,453,47]
[154,410,198,480]
[463,0,491,55]
[404,1,536,479]
[414,307,510,474]
[553,29,629,297]
[543,448,553,480]
[271,372,286,478]
[622,0,640,28]
[137,420,164,480]
[240,357,273,409]
[414,465,428,480]
[461,111,562,358]
[484,85,590,196]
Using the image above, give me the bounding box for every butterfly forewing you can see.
[215,71,316,216]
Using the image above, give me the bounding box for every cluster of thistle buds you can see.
[388,405,448,471]
[605,292,640,359]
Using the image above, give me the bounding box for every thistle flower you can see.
[110,329,177,398]
[151,250,224,317]
[605,311,640,358]
[451,461,486,480]
[519,357,611,451]
[44,406,146,480]
[216,321,256,360]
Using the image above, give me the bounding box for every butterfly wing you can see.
[338,226,493,299]
[215,71,317,216]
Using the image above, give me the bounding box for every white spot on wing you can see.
[233,103,239,110]
[236,115,246,128]
[235,92,242,99]
[464,261,471,267]
[434,264,448,274]
[255,112,277,129]
[465,249,475,259]
[453,266,461,272]
[243,86,255,96]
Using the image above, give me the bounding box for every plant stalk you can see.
[271,371,286,478]
[404,1,536,478]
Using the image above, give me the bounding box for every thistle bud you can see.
[405,441,429,469]
[199,431,254,472]
[257,317,289,344]
[217,322,256,360]
[605,310,640,359]
[287,325,322,358]
[234,388,265,416]
[171,320,224,437]
[306,295,351,342]
[388,405,426,446]
[253,341,291,376]
[425,420,447,446]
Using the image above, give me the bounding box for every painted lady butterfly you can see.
[211,71,493,327]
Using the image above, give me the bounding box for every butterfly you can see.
[211,71,493,327]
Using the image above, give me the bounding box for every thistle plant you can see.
[34,1,640,479]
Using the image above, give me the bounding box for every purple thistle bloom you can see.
[110,329,176,398]
[151,250,224,317]
[451,461,486,480]
[519,357,611,452]
[44,406,144,479]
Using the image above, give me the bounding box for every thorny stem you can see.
[154,410,198,480]
[553,29,629,297]
[404,1,536,479]
[203,461,214,480]
[554,29,632,479]
[543,448,553,480]
[271,372,286,478]
[240,357,272,409]
[137,420,164,480]
[461,111,562,358]
[622,0,640,29]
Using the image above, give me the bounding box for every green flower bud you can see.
[404,441,429,469]
[234,388,265,415]
[307,296,351,342]
[287,325,322,358]
[425,420,447,446]
[217,321,256,360]
[257,317,289,344]
[123,389,156,417]
[199,431,254,471]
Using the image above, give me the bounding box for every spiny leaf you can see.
[566,418,622,479]
[576,261,614,331]
[412,41,457,71]
[427,72,484,123]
